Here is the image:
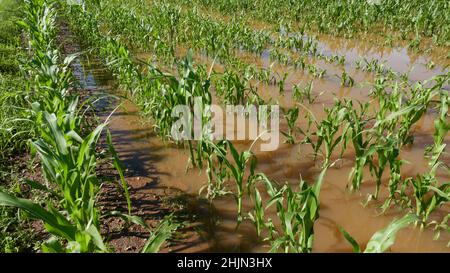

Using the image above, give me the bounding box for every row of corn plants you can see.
[0,0,108,252]
[89,0,361,101]
[186,0,450,49]
[0,0,177,253]
[0,0,44,252]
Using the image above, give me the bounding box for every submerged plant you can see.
[281,106,299,144]
[210,140,257,226]
[337,70,354,87]
[311,99,350,166]
[340,214,417,253]
[250,167,328,253]
[292,80,319,104]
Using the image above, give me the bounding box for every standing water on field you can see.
[69,27,450,252]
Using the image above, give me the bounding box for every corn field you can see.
[0,0,448,254]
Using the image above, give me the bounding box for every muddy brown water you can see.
[72,27,449,252]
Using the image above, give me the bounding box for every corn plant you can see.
[408,173,449,225]
[250,167,328,253]
[141,214,179,253]
[281,106,299,144]
[210,140,257,226]
[407,92,449,224]
[340,214,417,253]
[427,91,449,168]
[1,112,108,252]
[337,70,354,87]
[198,140,231,200]
[292,80,320,104]
[0,0,147,253]
[277,72,288,95]
[396,81,442,145]
[307,64,326,78]
[310,99,351,167]
[215,69,248,105]
[347,101,371,191]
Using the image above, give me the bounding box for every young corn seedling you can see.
[408,172,449,225]
[427,91,449,168]
[141,214,179,253]
[292,80,319,104]
[215,69,247,105]
[210,140,257,227]
[369,138,402,203]
[396,81,440,145]
[250,167,328,253]
[337,70,354,87]
[281,106,299,144]
[293,57,306,70]
[0,112,108,252]
[408,93,450,224]
[347,101,371,191]
[277,72,289,95]
[340,214,417,253]
[311,99,351,167]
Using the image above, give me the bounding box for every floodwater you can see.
[70,19,449,252]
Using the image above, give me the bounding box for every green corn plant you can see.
[293,56,306,70]
[141,214,179,253]
[347,101,371,191]
[215,69,247,105]
[361,58,385,74]
[250,167,328,253]
[307,64,326,78]
[0,111,108,252]
[256,66,273,85]
[407,91,449,223]
[396,81,441,145]
[337,70,354,87]
[277,72,288,95]
[281,106,299,144]
[370,139,402,202]
[106,129,132,214]
[292,80,319,104]
[0,191,106,252]
[312,99,350,167]
[103,209,179,253]
[427,91,449,168]
[351,80,398,201]
[210,140,257,226]
[407,173,449,225]
[198,140,231,200]
[340,214,417,253]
